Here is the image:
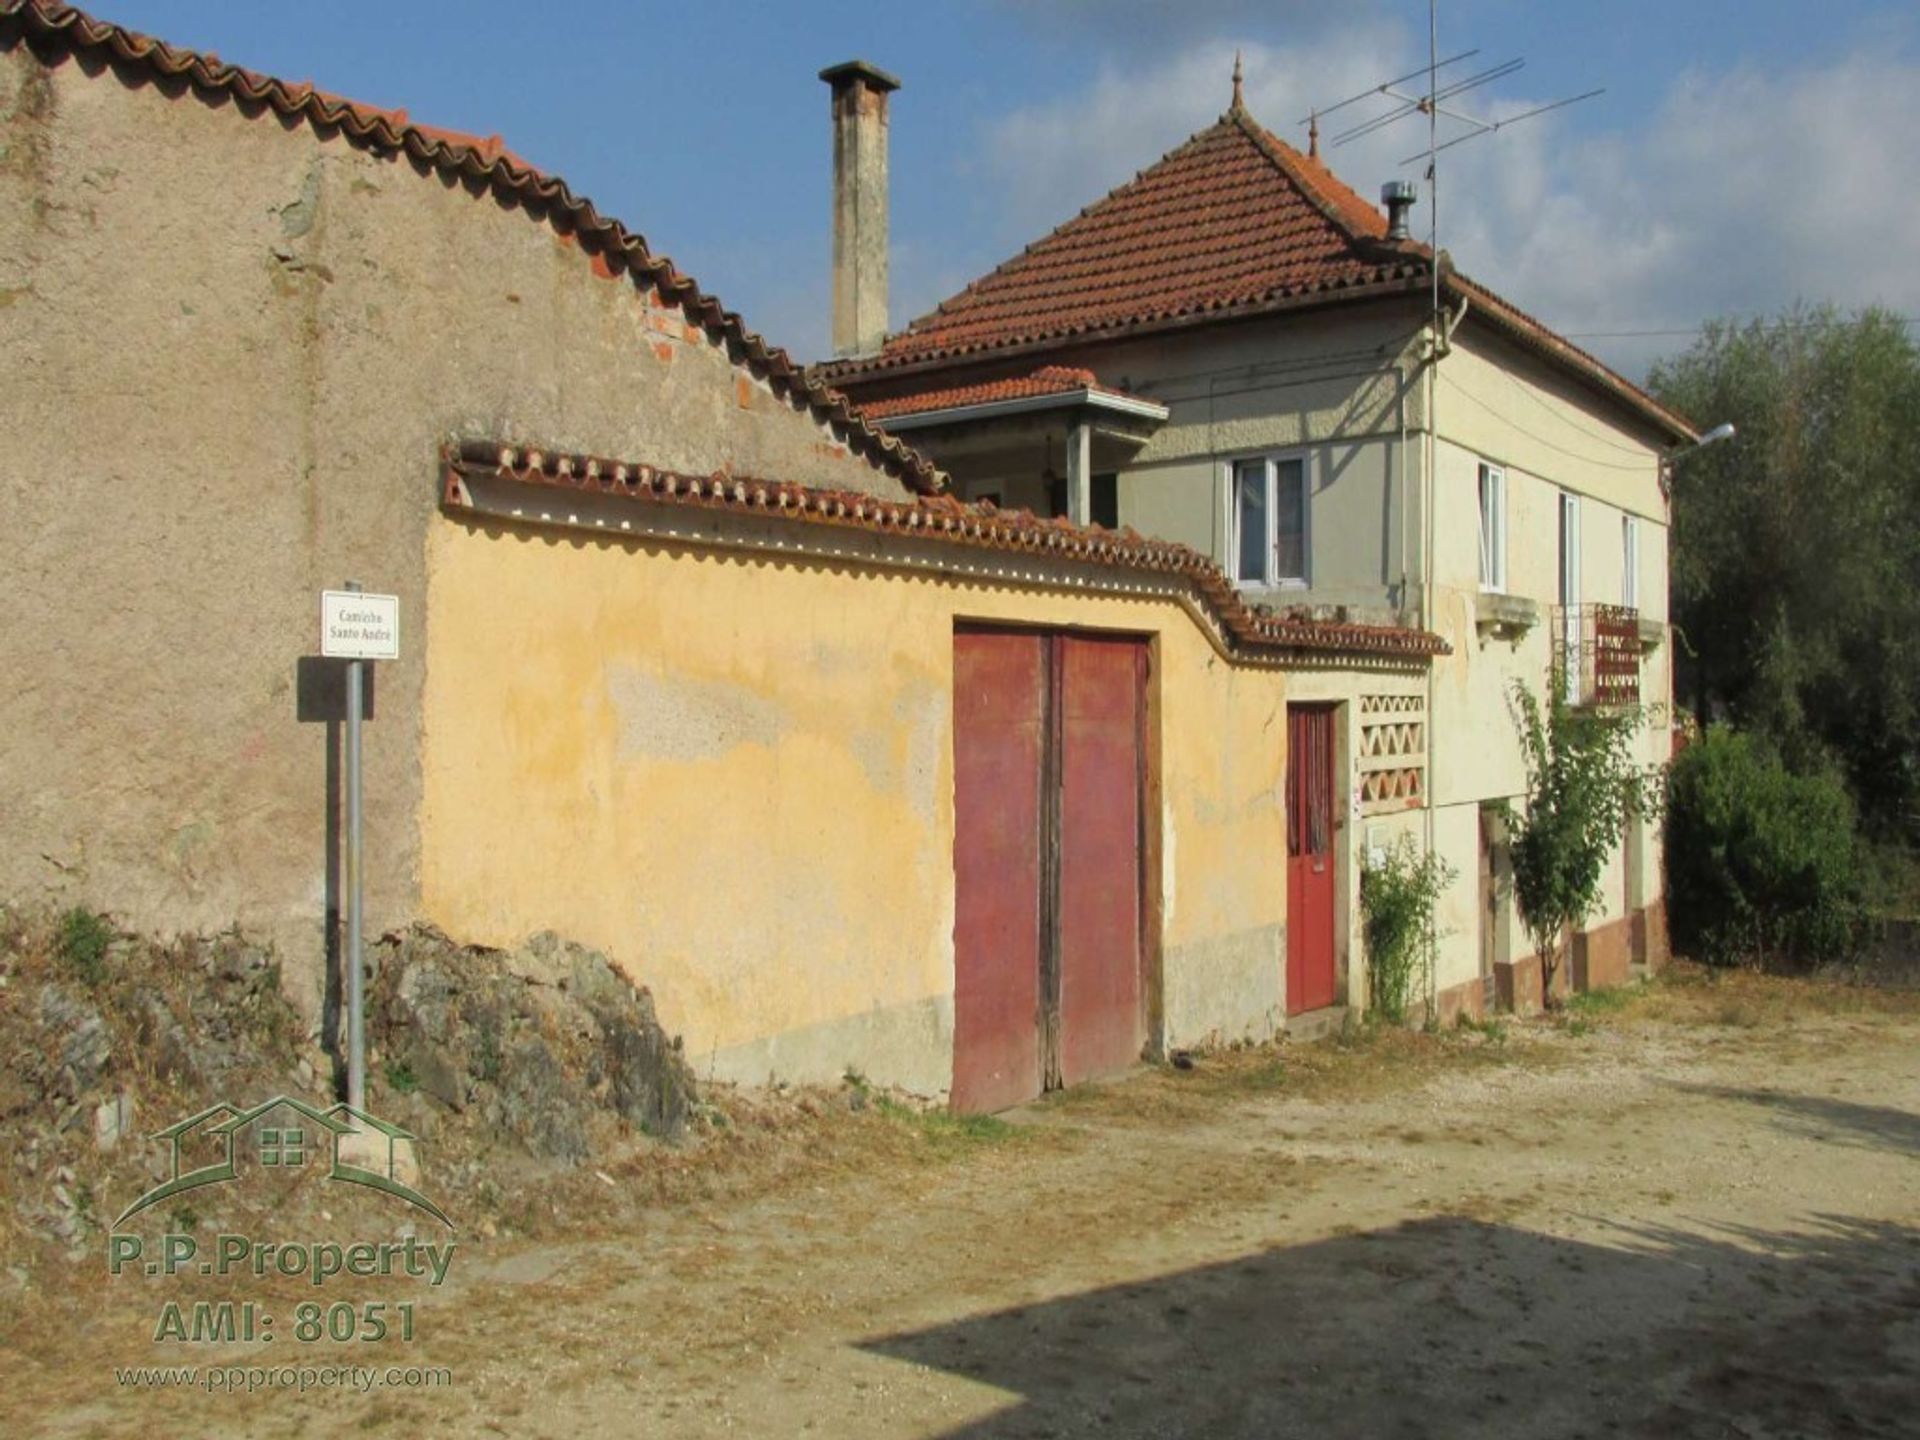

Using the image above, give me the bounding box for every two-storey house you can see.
[818,66,1696,1021]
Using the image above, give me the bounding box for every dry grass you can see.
[1611,961,1920,1029]
[1036,1016,1555,1129]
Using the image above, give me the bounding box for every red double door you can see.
[951,628,1147,1114]
[1286,704,1339,1015]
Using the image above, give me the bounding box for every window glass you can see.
[1234,459,1267,583]
[1622,515,1639,608]
[1560,494,1582,703]
[1275,458,1307,583]
[1558,494,1580,606]
[1091,473,1119,530]
[1478,464,1505,591]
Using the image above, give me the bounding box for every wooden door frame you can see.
[1478,802,1513,1009]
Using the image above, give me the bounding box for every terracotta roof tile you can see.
[858,366,1155,422]
[444,440,1449,663]
[1,0,950,492]
[818,99,1695,443]
[820,104,1420,376]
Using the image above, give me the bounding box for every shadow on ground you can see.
[1673,1083,1920,1158]
[862,1214,1920,1439]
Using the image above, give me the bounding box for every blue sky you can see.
[102,2,1920,377]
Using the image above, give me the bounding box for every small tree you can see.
[1499,684,1651,1006]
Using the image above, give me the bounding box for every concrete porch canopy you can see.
[857,366,1169,523]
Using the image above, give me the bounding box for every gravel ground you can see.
[8,969,1920,1439]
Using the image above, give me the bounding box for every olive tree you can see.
[1650,306,1920,844]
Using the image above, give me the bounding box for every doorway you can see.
[951,627,1150,1112]
[1479,804,1512,1011]
[1286,704,1339,1016]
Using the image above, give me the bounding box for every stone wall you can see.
[0,35,910,1014]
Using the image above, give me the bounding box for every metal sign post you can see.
[321,584,400,1113]
[343,591,366,1113]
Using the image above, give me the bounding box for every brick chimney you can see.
[820,60,900,359]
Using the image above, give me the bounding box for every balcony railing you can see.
[1551,603,1641,708]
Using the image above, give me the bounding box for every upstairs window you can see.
[1231,455,1308,587]
[1559,492,1583,705]
[1558,492,1581,607]
[1091,472,1119,530]
[1478,463,1507,593]
[1622,514,1640,609]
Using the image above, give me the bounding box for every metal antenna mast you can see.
[1302,2,1604,331]
[1300,6,1603,1015]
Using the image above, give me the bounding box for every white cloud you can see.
[974,34,1920,378]
[977,27,1411,248]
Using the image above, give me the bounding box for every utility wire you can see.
[1562,315,1920,341]
[1436,371,1662,473]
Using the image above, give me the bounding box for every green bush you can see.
[56,906,113,986]
[1361,837,1455,1024]
[1666,726,1861,967]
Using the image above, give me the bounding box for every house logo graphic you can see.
[114,1096,452,1230]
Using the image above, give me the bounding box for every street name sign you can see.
[321,590,400,661]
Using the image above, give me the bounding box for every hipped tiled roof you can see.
[443,441,1449,663]
[821,103,1420,375]
[858,366,1155,422]
[0,0,949,493]
[820,99,1695,444]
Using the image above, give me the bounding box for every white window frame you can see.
[1559,492,1582,704]
[1477,462,1507,594]
[1227,452,1310,590]
[1621,514,1640,610]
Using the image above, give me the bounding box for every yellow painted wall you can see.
[419,508,1295,1092]
[0,42,912,1013]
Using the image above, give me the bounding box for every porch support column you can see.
[1065,417,1092,525]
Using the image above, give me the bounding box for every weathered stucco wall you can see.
[419,505,1297,1092]
[1422,329,1674,998]
[887,297,1677,1017]
[0,40,910,1010]
[1051,306,1429,618]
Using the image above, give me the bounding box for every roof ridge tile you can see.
[445,440,1448,663]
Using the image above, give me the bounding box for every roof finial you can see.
[1309,109,1320,158]
[1231,50,1244,110]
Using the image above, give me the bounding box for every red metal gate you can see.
[1058,635,1146,1087]
[1286,704,1338,1016]
[951,630,1046,1114]
[951,628,1147,1111]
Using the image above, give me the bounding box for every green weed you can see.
[1567,984,1639,1017]
[56,906,112,986]
[875,1095,1020,1150]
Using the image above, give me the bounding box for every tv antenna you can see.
[1300,1,1602,327]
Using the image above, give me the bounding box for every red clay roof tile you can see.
[821,104,1418,374]
[858,366,1155,421]
[819,99,1695,443]
[445,440,1449,663]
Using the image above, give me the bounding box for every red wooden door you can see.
[1058,634,1145,1087]
[951,630,1045,1114]
[1286,704,1338,1015]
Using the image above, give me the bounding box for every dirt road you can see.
[12,972,1920,1438]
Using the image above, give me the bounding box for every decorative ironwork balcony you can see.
[1551,603,1641,708]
